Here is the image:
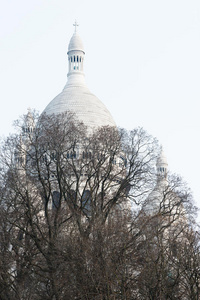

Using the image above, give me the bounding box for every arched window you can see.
[82,190,91,216]
[71,57,72,62]
[52,191,60,210]
[77,56,79,62]
[74,56,75,62]
[80,57,82,62]
[17,230,24,241]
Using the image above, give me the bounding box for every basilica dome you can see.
[42,24,116,130]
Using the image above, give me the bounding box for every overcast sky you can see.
[0,0,200,215]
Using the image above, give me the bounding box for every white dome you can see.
[43,84,116,129]
[42,25,116,130]
[68,32,85,53]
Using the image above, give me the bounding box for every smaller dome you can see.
[68,32,85,53]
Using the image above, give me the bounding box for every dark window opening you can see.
[52,191,60,210]
[82,190,91,216]
[18,230,24,241]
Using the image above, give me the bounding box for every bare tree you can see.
[0,111,198,299]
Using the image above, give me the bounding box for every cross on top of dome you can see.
[73,20,79,32]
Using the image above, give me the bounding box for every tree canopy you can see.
[0,112,199,300]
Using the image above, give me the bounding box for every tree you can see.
[0,111,198,299]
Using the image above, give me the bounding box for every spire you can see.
[156,147,168,180]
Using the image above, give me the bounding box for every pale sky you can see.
[0,0,200,216]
